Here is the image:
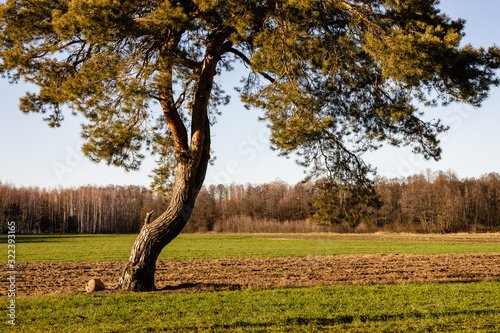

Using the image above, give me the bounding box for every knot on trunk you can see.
[119,261,155,292]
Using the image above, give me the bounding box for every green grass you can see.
[2,234,499,331]
[4,282,500,332]
[2,233,500,263]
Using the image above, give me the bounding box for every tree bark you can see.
[119,119,210,291]
[119,27,233,292]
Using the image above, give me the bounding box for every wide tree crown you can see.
[1,0,499,191]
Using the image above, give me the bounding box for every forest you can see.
[1,170,499,234]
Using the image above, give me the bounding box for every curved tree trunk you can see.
[119,27,233,292]
[119,121,211,291]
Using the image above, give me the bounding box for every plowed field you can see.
[3,253,500,297]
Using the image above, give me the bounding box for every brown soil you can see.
[2,253,500,297]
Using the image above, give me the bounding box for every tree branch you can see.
[160,92,189,155]
[174,50,203,70]
[190,28,234,154]
[144,210,154,226]
[159,33,190,155]
[226,47,276,84]
[322,128,363,166]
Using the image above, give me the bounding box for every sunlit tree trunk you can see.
[119,27,231,291]
[119,121,210,291]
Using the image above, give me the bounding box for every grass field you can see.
[4,233,500,262]
[5,282,500,332]
[1,233,499,332]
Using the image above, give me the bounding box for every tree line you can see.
[371,171,500,233]
[0,184,167,234]
[1,170,499,234]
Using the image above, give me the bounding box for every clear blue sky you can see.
[1,0,499,189]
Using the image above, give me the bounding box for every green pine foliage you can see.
[1,0,499,193]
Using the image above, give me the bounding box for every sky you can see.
[1,0,499,190]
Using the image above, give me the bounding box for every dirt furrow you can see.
[2,253,499,297]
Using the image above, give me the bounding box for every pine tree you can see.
[1,0,499,290]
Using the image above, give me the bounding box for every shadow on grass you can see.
[0,235,97,243]
[0,234,123,243]
[159,282,243,292]
[177,309,500,331]
[281,308,500,325]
